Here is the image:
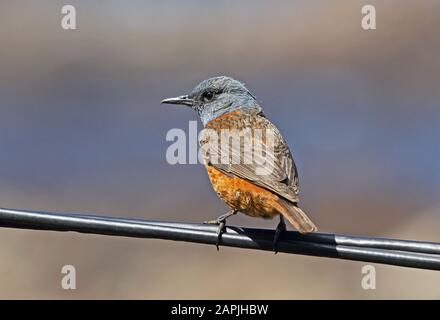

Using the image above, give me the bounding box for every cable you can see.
[0,207,439,271]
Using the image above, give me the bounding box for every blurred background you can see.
[0,0,439,299]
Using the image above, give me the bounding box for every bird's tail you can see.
[277,198,317,234]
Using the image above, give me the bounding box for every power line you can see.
[0,207,439,271]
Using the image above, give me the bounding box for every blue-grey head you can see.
[161,76,261,125]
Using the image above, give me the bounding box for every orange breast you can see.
[205,165,281,219]
[206,110,242,126]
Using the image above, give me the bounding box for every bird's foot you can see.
[273,216,286,254]
[203,219,226,251]
[203,210,237,250]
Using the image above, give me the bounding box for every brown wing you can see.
[201,110,300,203]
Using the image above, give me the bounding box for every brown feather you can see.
[201,109,317,232]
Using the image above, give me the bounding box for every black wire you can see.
[0,207,439,271]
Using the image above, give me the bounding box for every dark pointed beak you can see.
[161,95,195,107]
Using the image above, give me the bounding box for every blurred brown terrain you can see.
[0,1,439,298]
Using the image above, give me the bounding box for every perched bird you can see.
[162,76,317,250]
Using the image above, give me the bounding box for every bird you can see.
[162,76,317,250]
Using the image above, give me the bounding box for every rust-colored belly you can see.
[205,165,280,219]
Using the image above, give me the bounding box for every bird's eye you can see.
[202,90,215,101]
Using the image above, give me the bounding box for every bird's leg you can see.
[273,215,286,254]
[204,210,237,250]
